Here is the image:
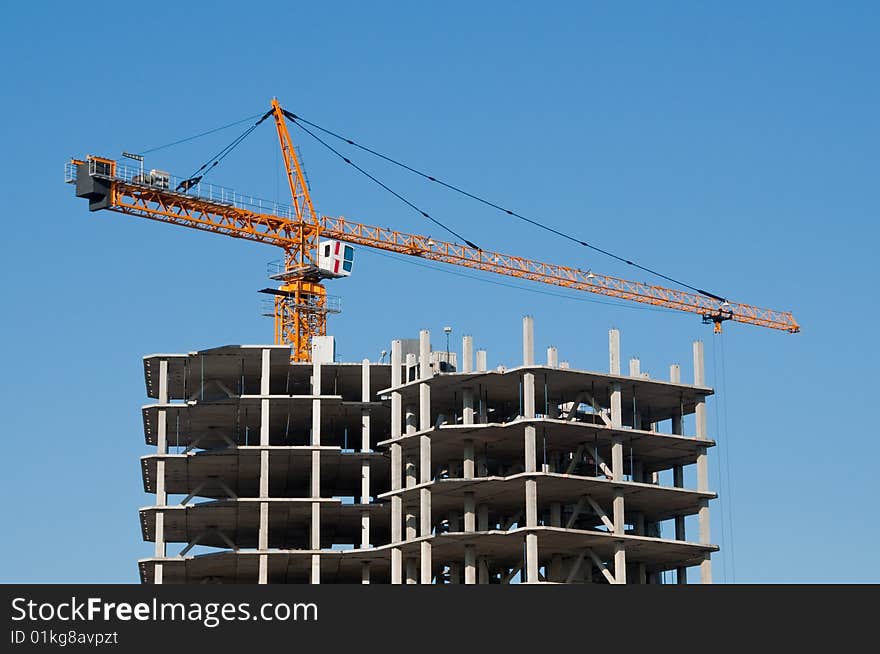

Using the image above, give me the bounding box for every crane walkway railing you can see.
[65,160,306,222]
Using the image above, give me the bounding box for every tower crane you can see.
[66,98,800,362]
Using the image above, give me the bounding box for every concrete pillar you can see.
[360,358,371,549]
[463,389,475,427]
[256,349,271,583]
[155,359,168,584]
[463,440,475,478]
[629,357,640,377]
[694,341,712,584]
[419,330,433,583]
[419,331,431,429]
[464,546,476,584]
[405,557,418,584]
[476,349,487,372]
[462,336,474,373]
[390,340,403,583]
[547,346,558,367]
[463,405,479,585]
[609,329,621,376]
[463,430,476,582]
[310,359,322,583]
[404,372,419,582]
[609,330,626,584]
[464,494,476,531]
[522,315,535,367]
[522,317,539,583]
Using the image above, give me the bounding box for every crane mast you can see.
[66,99,800,361]
[268,98,330,362]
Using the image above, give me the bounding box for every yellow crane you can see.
[66,98,800,361]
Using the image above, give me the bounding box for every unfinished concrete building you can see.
[139,318,717,584]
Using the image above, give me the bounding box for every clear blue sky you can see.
[1,1,876,583]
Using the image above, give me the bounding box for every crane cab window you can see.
[343,245,354,272]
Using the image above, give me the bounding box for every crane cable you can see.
[176,110,274,192]
[139,113,265,154]
[284,109,726,302]
[285,114,480,249]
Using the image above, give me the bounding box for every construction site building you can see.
[138,317,717,584]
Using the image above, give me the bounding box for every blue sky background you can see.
[1,1,877,583]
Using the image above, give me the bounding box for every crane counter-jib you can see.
[66,154,800,335]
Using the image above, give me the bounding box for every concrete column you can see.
[360,358,371,549]
[463,440,475,478]
[609,329,621,376]
[405,557,418,584]
[464,546,476,584]
[154,512,165,557]
[693,341,712,584]
[463,432,476,580]
[476,349,487,372]
[158,358,169,404]
[309,361,322,584]
[547,346,558,367]
[609,330,626,584]
[419,331,431,428]
[390,340,403,583]
[155,359,168,584]
[522,317,539,583]
[522,315,535,367]
[418,330,433,583]
[464,494,476,531]
[525,480,538,583]
[463,389,475,428]
[257,349,271,583]
[258,499,268,584]
[464,409,479,583]
[462,336,474,373]
[629,357,640,377]
[463,384,476,551]
[404,398,418,578]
